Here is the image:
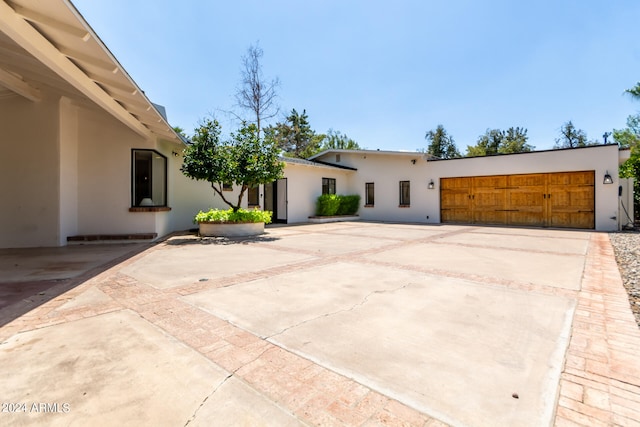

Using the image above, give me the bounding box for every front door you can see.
[264,179,288,223]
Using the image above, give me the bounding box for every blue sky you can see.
[73,0,639,152]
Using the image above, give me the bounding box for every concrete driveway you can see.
[1,222,639,426]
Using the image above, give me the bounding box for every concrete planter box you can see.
[308,215,360,224]
[198,222,264,237]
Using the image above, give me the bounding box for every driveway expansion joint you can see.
[267,283,411,340]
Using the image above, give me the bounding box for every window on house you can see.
[222,182,233,191]
[248,185,259,206]
[322,178,336,195]
[336,154,341,162]
[132,149,167,207]
[399,181,410,206]
[365,182,374,206]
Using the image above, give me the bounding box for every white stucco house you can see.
[0,0,211,248]
[307,145,633,231]
[0,0,634,250]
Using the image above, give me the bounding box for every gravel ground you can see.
[609,231,640,328]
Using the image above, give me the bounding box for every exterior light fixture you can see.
[603,171,613,184]
[411,159,416,164]
[428,179,435,189]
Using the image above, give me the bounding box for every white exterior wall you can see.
[282,163,354,223]
[76,105,206,239]
[0,89,207,248]
[76,104,157,236]
[0,93,60,248]
[58,97,79,245]
[315,145,621,231]
[316,152,435,223]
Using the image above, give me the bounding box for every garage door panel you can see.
[441,177,471,190]
[548,172,594,228]
[508,174,546,187]
[442,208,472,223]
[440,172,595,229]
[474,210,508,224]
[509,211,546,226]
[549,212,594,229]
[473,175,507,189]
[548,171,594,186]
[508,189,544,209]
[440,178,471,223]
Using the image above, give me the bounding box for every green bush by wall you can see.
[336,195,360,215]
[315,194,360,216]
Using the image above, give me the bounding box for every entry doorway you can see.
[264,178,287,223]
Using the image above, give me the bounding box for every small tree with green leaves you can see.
[181,119,284,212]
[321,129,361,151]
[466,127,533,156]
[616,83,640,220]
[424,125,460,159]
[466,129,503,156]
[269,109,322,158]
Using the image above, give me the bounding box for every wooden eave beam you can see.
[0,1,152,139]
[0,66,41,101]
[58,46,119,73]
[11,4,90,40]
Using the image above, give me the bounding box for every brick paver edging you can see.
[554,233,640,426]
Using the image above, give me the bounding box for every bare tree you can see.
[234,43,280,137]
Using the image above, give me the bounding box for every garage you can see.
[440,171,595,229]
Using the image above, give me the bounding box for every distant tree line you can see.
[423,120,606,159]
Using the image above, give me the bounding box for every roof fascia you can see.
[0,0,152,139]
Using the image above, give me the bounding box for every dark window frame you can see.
[365,182,375,206]
[131,149,167,208]
[247,185,260,207]
[399,180,410,207]
[322,177,336,195]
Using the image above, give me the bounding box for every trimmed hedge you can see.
[315,194,360,216]
[316,194,341,216]
[336,195,360,215]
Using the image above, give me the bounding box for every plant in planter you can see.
[194,208,273,237]
[181,119,284,236]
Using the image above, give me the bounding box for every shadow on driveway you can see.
[0,243,151,327]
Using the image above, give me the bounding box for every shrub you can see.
[315,194,360,216]
[316,194,341,216]
[194,208,272,224]
[336,195,360,215]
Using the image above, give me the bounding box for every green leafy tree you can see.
[626,82,640,100]
[500,127,534,153]
[269,109,322,158]
[554,121,595,148]
[616,83,640,217]
[321,129,361,150]
[172,126,187,137]
[466,129,503,156]
[466,127,534,156]
[424,125,460,159]
[181,119,284,211]
[614,114,640,148]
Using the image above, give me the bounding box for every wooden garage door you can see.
[440,171,594,229]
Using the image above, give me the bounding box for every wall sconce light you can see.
[428,179,435,189]
[603,171,613,184]
[411,159,416,164]
[172,151,180,157]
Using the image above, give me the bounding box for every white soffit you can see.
[0,0,180,143]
